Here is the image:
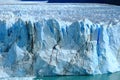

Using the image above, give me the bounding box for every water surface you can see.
[34,72,120,80]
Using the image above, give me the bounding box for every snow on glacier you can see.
[0,4,120,77]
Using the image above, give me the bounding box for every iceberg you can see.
[0,3,120,77]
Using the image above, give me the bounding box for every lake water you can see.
[34,72,120,80]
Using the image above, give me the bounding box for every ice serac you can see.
[0,4,120,77]
[0,18,120,77]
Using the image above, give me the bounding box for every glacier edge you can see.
[0,18,120,77]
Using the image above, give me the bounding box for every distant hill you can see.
[21,0,47,1]
[48,0,120,5]
[48,0,105,3]
[21,0,120,5]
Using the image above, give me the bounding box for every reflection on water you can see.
[34,72,120,80]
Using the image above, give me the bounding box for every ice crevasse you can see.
[0,4,120,77]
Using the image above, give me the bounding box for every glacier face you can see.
[0,19,120,77]
[0,4,120,77]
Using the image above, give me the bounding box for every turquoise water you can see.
[34,72,120,80]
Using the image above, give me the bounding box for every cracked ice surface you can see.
[0,3,120,77]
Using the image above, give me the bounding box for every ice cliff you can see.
[0,3,120,77]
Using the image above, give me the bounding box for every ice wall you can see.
[0,18,120,77]
[0,4,120,77]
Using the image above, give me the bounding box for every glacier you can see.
[0,3,120,77]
